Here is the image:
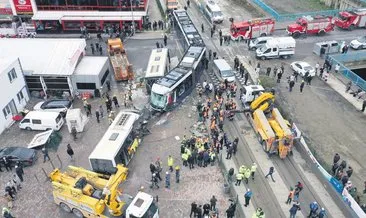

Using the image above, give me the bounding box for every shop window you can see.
[76,83,97,90]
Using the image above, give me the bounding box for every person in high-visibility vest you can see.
[235,173,243,186]
[252,207,265,218]
[182,153,189,167]
[239,165,246,175]
[244,168,251,184]
[168,155,174,172]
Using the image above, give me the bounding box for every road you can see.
[174,0,357,217]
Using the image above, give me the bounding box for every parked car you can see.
[0,147,37,166]
[290,61,316,77]
[350,36,366,50]
[33,99,72,116]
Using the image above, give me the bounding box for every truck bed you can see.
[110,53,130,80]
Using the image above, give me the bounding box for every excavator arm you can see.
[250,92,275,111]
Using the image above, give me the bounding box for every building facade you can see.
[0,57,29,134]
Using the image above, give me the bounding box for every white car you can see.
[350,36,366,50]
[290,61,316,77]
[33,99,72,116]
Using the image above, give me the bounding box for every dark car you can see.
[0,147,38,167]
[33,99,73,116]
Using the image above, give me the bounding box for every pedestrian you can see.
[232,137,238,155]
[210,28,214,38]
[187,0,190,7]
[219,29,222,38]
[226,202,236,218]
[226,145,233,159]
[265,166,275,182]
[165,171,170,188]
[42,147,50,163]
[99,46,102,55]
[151,173,159,189]
[213,51,217,59]
[286,187,294,204]
[315,62,319,75]
[335,63,340,73]
[253,207,265,218]
[346,166,353,178]
[308,201,319,217]
[277,71,282,83]
[190,201,197,217]
[244,72,249,85]
[210,195,217,210]
[196,205,203,218]
[91,44,95,55]
[244,168,251,184]
[203,203,210,216]
[244,189,252,207]
[168,155,174,172]
[6,180,16,195]
[112,95,119,108]
[12,174,21,191]
[361,99,366,112]
[220,36,223,46]
[289,80,295,92]
[2,207,14,218]
[251,163,257,180]
[95,110,100,123]
[289,202,301,218]
[175,165,180,183]
[300,80,305,92]
[99,105,104,118]
[266,67,271,76]
[228,167,234,182]
[318,208,326,218]
[2,157,11,172]
[15,165,24,182]
[150,162,156,174]
[208,49,212,60]
[201,23,204,33]
[87,103,92,117]
[95,42,99,50]
[164,34,167,47]
[66,144,74,160]
[156,41,160,48]
[5,185,15,200]
[235,172,243,186]
[71,126,77,140]
[333,153,340,164]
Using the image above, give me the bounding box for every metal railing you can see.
[252,0,340,22]
[327,51,366,91]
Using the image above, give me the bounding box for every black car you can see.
[0,147,38,167]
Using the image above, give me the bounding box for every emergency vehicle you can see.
[230,18,275,40]
[334,9,366,30]
[286,15,334,38]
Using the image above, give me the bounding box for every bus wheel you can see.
[72,208,84,218]
[59,203,71,213]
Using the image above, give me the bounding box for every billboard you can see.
[13,0,33,14]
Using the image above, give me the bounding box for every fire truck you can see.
[230,18,275,40]
[334,9,366,30]
[286,15,334,38]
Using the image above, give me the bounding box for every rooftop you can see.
[0,38,87,76]
[0,57,17,73]
[74,56,108,76]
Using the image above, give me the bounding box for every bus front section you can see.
[150,84,174,112]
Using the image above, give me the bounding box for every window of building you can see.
[32,119,42,124]
[2,105,10,118]
[76,82,97,90]
[8,68,17,83]
[17,90,24,103]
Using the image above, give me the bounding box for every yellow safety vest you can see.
[251,165,257,173]
[182,153,188,161]
[244,169,251,179]
[168,157,174,166]
[236,173,243,180]
[239,166,246,174]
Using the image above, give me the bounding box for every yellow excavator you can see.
[250,92,275,112]
[49,165,159,218]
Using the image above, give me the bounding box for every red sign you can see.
[13,0,33,14]
[0,8,13,15]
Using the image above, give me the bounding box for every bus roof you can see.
[173,10,205,47]
[145,48,169,79]
[88,110,140,161]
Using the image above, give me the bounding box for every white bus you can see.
[89,110,141,174]
[145,48,171,94]
[203,0,224,24]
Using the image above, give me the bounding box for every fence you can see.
[252,0,340,22]
[327,51,366,91]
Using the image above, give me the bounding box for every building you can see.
[7,0,148,32]
[0,38,111,97]
[0,57,30,134]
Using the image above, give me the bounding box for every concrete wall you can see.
[0,58,30,135]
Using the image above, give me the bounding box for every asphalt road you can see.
[175,0,357,217]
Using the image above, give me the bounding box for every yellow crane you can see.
[49,164,159,218]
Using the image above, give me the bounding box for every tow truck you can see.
[49,164,159,218]
[107,38,134,81]
[230,18,275,40]
[334,8,366,30]
[286,15,334,38]
[240,85,295,158]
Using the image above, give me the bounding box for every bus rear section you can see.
[89,110,141,174]
[145,48,170,94]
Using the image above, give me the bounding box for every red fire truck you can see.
[230,18,275,40]
[286,15,334,38]
[334,9,366,30]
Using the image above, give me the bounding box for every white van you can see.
[249,36,273,51]
[213,59,235,82]
[204,0,224,24]
[19,111,64,131]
